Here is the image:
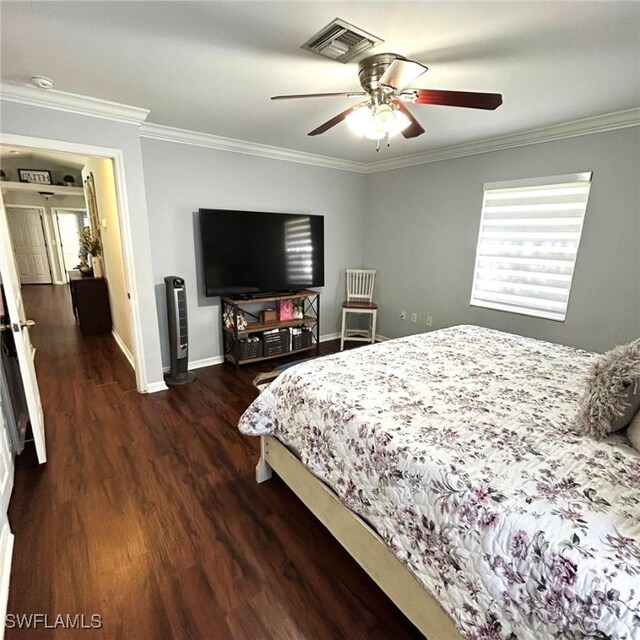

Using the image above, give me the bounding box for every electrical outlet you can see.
[410,313,417,323]
[426,315,433,327]
[400,310,407,320]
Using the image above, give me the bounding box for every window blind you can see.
[470,172,592,322]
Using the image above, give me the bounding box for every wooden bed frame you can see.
[256,435,464,640]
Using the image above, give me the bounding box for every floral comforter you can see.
[238,325,640,640]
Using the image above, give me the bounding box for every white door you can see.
[0,195,47,464]
[6,207,51,285]
[56,211,83,278]
[0,512,14,640]
[0,369,14,640]
[0,403,14,516]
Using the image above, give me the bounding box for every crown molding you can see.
[139,122,369,173]
[140,108,639,174]
[0,82,150,126]
[2,81,636,173]
[364,107,640,173]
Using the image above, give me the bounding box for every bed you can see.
[238,325,640,639]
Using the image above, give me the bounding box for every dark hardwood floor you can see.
[7,285,422,639]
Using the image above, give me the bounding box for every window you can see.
[470,172,592,322]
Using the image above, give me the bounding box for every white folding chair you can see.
[340,269,377,351]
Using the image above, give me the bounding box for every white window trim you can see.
[470,172,593,322]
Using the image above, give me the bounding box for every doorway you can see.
[0,134,148,393]
[52,208,87,282]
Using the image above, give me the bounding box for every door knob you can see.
[0,320,35,332]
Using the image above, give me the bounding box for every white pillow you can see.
[573,338,640,439]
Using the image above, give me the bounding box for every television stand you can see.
[221,290,320,368]
[246,290,299,299]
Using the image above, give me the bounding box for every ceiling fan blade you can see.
[308,106,356,136]
[406,89,503,110]
[271,91,366,100]
[379,58,428,91]
[393,100,425,138]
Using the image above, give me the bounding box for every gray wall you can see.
[2,95,637,376]
[0,100,166,389]
[141,138,366,366]
[363,127,640,353]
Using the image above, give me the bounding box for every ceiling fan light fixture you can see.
[351,113,385,140]
[346,105,375,136]
[371,103,395,132]
[347,103,411,141]
[275,51,502,147]
[363,127,388,141]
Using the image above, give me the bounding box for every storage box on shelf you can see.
[263,328,290,356]
[237,337,263,360]
[221,289,320,367]
[260,308,278,323]
[291,328,313,351]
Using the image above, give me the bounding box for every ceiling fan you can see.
[272,53,503,150]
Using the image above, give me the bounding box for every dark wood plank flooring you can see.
[7,285,422,639]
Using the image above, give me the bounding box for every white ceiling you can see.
[0,145,87,170]
[1,2,639,163]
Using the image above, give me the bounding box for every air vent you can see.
[302,18,383,64]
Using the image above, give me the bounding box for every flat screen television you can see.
[199,209,325,297]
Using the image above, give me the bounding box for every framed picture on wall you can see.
[84,172,101,241]
[18,169,52,185]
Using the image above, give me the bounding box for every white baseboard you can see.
[157,334,388,378]
[188,355,225,370]
[162,355,225,374]
[321,332,391,343]
[111,329,135,370]
[145,380,168,393]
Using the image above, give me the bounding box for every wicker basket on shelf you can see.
[292,329,313,351]
[263,328,290,356]
[237,338,263,360]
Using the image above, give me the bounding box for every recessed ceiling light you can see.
[30,76,54,90]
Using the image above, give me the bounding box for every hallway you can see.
[6,285,420,639]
